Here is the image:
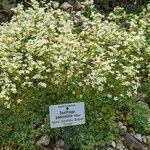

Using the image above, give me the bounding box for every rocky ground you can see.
[108,123,150,150]
[36,123,150,150]
[0,0,148,23]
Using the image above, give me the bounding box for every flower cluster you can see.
[0,0,149,108]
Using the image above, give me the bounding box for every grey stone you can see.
[111,141,116,148]
[118,121,124,128]
[119,122,127,136]
[0,0,16,23]
[146,136,150,144]
[55,140,64,150]
[73,1,82,11]
[37,135,50,146]
[73,18,83,27]
[134,134,142,142]
[60,2,73,11]
[121,126,127,132]
[142,135,147,143]
[120,127,127,136]
[116,141,125,150]
[68,0,76,5]
[52,1,59,9]
[123,133,147,150]
[2,0,16,10]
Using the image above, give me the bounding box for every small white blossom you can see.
[17,99,22,103]
[127,91,132,97]
[114,97,118,101]
[0,1,149,108]
[38,82,47,88]
[107,94,112,98]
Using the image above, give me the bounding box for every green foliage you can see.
[1,86,119,150]
[126,103,150,134]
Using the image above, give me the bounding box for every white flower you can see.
[79,94,83,99]
[0,1,149,108]
[54,80,59,85]
[46,69,51,72]
[11,88,17,94]
[17,99,22,103]
[114,97,118,101]
[127,91,132,97]
[38,82,47,88]
[107,94,112,98]
[122,81,130,86]
[33,74,42,79]
[78,82,83,87]
[4,102,11,109]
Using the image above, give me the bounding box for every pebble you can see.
[37,135,50,146]
[116,141,125,150]
[118,121,124,128]
[104,131,149,150]
[60,2,73,10]
[55,140,64,149]
[52,1,59,9]
[146,136,150,143]
[73,0,82,11]
[142,135,147,143]
[121,125,127,132]
[111,141,116,148]
[118,122,127,132]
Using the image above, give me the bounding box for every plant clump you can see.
[0,0,150,149]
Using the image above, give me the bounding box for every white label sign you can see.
[49,102,85,128]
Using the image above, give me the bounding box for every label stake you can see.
[64,127,71,150]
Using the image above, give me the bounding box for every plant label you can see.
[49,102,85,128]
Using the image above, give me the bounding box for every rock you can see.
[73,18,83,27]
[142,135,147,143]
[68,0,76,5]
[73,1,82,11]
[118,121,128,134]
[68,0,82,11]
[55,140,64,150]
[2,0,16,10]
[111,141,116,148]
[134,134,142,142]
[0,0,16,23]
[60,2,73,12]
[116,141,125,150]
[121,126,127,132]
[147,135,150,140]
[123,133,146,150]
[120,126,127,136]
[52,1,59,9]
[146,136,150,144]
[37,135,50,146]
[118,121,124,128]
